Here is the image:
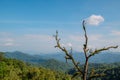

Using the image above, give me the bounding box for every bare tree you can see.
[54,20,118,80]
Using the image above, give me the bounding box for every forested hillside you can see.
[1,51,120,80]
[68,63,120,80]
[0,52,72,80]
[4,51,73,72]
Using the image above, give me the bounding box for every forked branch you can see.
[88,46,118,58]
[54,31,84,76]
[54,20,118,80]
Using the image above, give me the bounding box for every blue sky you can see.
[0,0,120,54]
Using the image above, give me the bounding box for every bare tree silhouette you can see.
[54,20,118,80]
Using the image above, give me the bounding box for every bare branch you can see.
[72,72,82,79]
[83,20,88,58]
[88,73,105,80]
[54,20,118,80]
[83,20,89,80]
[54,30,84,76]
[88,46,118,58]
[88,68,105,80]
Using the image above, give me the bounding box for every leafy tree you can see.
[54,20,118,80]
[0,52,72,80]
[0,52,4,61]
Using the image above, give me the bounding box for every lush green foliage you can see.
[1,51,120,80]
[0,52,72,80]
[68,63,120,80]
[5,51,73,72]
[39,59,72,72]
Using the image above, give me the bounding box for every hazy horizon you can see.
[0,0,120,54]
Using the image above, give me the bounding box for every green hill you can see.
[0,52,72,80]
[4,51,73,72]
[1,51,120,80]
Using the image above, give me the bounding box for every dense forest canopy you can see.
[0,52,71,80]
[0,52,120,80]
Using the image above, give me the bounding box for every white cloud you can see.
[86,14,104,26]
[111,30,120,36]
[61,43,65,47]
[67,43,72,47]
[88,34,103,41]
[0,33,55,53]
[69,35,83,42]
[0,37,16,47]
[68,34,116,52]
[4,38,14,42]
[24,34,53,41]
[69,34,102,42]
[4,42,14,47]
[15,34,56,53]
[61,43,72,48]
[0,31,119,53]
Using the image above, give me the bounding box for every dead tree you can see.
[54,20,118,80]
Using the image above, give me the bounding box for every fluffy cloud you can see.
[86,14,104,26]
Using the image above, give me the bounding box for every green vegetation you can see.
[68,63,120,80]
[1,52,120,80]
[5,51,73,72]
[0,52,71,80]
[39,59,72,72]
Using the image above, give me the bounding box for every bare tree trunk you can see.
[83,58,88,80]
[83,20,88,80]
[54,20,118,80]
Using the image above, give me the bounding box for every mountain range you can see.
[3,51,120,72]
[4,51,73,72]
[34,51,120,63]
[4,51,120,64]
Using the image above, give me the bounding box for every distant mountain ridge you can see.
[36,51,120,63]
[4,51,73,72]
[5,51,46,64]
[2,51,120,80]
[4,51,120,64]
